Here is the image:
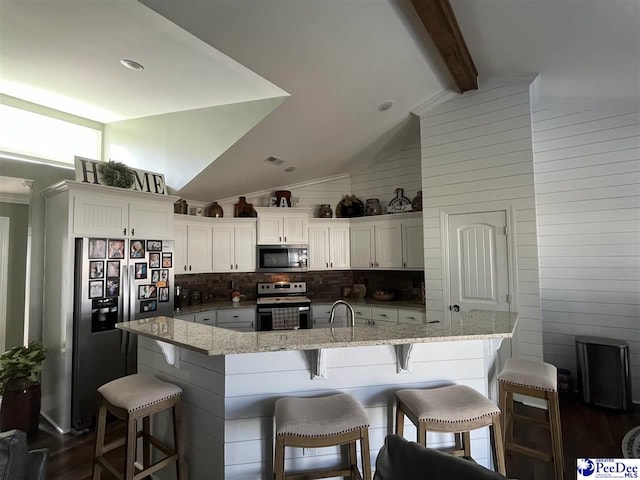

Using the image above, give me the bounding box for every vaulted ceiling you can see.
[1,0,638,201]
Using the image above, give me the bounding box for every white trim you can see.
[439,204,520,323]
[0,217,9,353]
[477,74,539,89]
[411,89,459,117]
[0,193,29,204]
[213,173,351,205]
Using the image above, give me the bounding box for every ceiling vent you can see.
[264,156,285,166]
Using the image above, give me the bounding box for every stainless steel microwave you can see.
[257,245,308,272]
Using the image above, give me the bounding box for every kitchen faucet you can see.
[329,299,355,327]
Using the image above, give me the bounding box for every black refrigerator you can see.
[71,237,174,431]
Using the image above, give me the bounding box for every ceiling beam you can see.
[411,0,478,93]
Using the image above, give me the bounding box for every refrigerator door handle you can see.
[129,264,136,323]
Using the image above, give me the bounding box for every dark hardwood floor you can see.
[26,394,640,480]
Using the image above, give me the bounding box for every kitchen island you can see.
[117,310,518,479]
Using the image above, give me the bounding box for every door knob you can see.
[450,305,460,312]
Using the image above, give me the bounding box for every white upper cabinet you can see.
[175,217,213,273]
[212,219,256,272]
[401,217,424,269]
[255,208,311,245]
[308,219,350,270]
[64,182,175,239]
[73,193,174,239]
[349,213,422,270]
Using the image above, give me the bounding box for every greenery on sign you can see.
[0,341,47,386]
[98,160,135,188]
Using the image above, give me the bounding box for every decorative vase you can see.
[365,198,382,216]
[411,191,423,212]
[234,196,255,217]
[174,199,188,214]
[206,202,224,218]
[387,188,412,213]
[0,379,41,434]
[318,204,333,218]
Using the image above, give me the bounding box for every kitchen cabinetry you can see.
[217,308,255,332]
[397,309,426,324]
[350,218,401,269]
[350,213,423,270]
[255,207,311,245]
[308,219,350,270]
[72,185,175,239]
[194,311,216,326]
[174,216,213,273]
[351,304,425,326]
[312,304,347,328]
[211,219,256,272]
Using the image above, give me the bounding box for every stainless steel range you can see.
[256,281,312,331]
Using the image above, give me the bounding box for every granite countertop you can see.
[117,310,518,356]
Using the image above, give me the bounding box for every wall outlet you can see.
[302,448,316,456]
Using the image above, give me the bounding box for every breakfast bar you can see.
[118,310,518,479]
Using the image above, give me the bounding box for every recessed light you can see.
[284,166,296,173]
[264,156,285,166]
[378,100,394,112]
[120,59,144,71]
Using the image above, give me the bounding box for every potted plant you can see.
[0,341,46,434]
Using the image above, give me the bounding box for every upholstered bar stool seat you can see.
[274,393,372,480]
[498,358,564,480]
[395,384,506,475]
[93,374,186,480]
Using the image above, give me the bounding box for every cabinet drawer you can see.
[311,304,347,319]
[398,309,426,324]
[175,314,195,322]
[217,308,255,324]
[194,311,216,325]
[217,321,255,332]
[352,306,371,319]
[371,307,398,323]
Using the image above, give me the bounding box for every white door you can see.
[212,225,234,272]
[233,224,256,272]
[448,211,510,314]
[350,224,374,268]
[374,222,402,268]
[187,224,213,273]
[174,221,189,273]
[329,226,350,269]
[402,219,424,269]
[308,227,329,270]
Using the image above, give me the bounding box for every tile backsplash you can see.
[176,270,424,303]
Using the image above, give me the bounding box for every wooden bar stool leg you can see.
[548,391,564,480]
[491,414,506,475]
[348,441,357,479]
[360,427,372,480]
[395,401,405,436]
[462,431,471,457]
[143,415,151,470]
[274,435,286,480]
[173,399,187,479]
[125,414,137,480]
[92,397,107,480]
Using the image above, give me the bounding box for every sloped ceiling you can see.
[1,0,638,201]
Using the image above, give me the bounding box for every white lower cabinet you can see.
[194,311,216,326]
[175,314,195,322]
[312,304,347,328]
[217,308,256,331]
[398,309,426,324]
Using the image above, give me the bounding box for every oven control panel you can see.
[257,282,307,296]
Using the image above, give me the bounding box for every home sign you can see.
[74,156,168,195]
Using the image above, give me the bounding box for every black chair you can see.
[374,434,509,480]
[0,429,48,480]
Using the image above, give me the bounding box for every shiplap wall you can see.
[531,105,640,401]
[418,81,543,362]
[350,144,422,212]
[140,336,502,479]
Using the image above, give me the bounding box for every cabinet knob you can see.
[233,315,239,318]
[326,263,329,268]
[184,265,187,271]
[235,264,238,270]
[189,265,192,271]
[231,264,233,270]
[370,262,374,267]
[284,236,287,242]
[380,314,387,317]
[279,236,282,242]
[123,228,127,235]
[403,262,407,267]
[330,262,333,267]
[408,316,415,320]
[132,228,135,235]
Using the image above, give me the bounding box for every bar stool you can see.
[498,358,564,480]
[92,373,186,480]
[274,393,372,480]
[395,384,506,475]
